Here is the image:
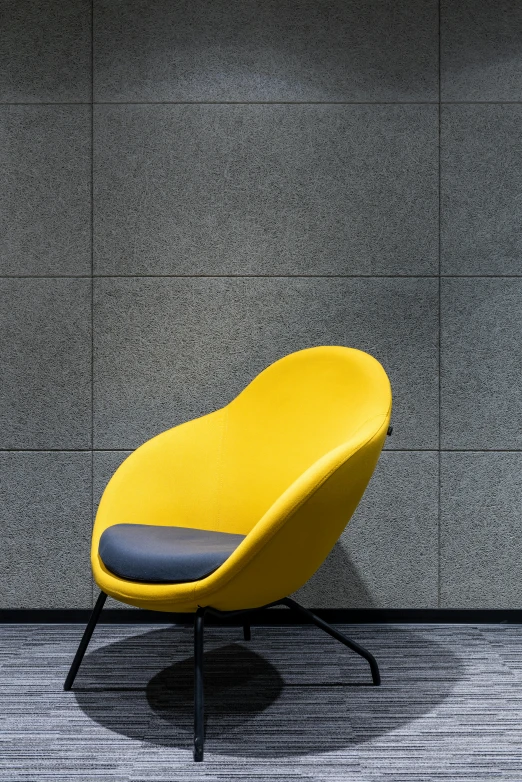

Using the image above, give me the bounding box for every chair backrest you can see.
[217,345,391,534]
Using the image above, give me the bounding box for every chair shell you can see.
[92,345,392,612]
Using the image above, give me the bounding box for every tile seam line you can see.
[95,100,522,106]
[90,0,94,609]
[3,100,522,105]
[93,100,439,106]
[437,0,442,610]
[5,274,439,280]
[2,274,440,279]
[0,100,442,106]
[3,274,522,280]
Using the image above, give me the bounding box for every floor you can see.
[1,623,521,781]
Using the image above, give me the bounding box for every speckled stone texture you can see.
[440,453,522,608]
[0,105,91,276]
[0,0,91,102]
[0,452,92,608]
[441,278,522,450]
[441,0,522,101]
[441,106,522,275]
[94,0,438,102]
[94,104,438,276]
[0,279,91,449]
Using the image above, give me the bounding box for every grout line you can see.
[437,0,442,611]
[94,100,522,106]
[1,273,440,279]
[90,100,438,106]
[2,273,522,280]
[0,448,95,453]
[0,100,438,107]
[90,0,95,610]
[85,273,439,279]
[0,102,92,106]
[439,450,522,454]
[2,100,522,106]
[439,101,522,105]
[74,273,522,279]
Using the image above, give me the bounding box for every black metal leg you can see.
[64,594,378,762]
[281,597,381,686]
[194,607,206,762]
[64,590,107,691]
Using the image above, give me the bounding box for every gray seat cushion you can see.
[99,523,246,584]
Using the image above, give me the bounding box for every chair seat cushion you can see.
[99,524,246,584]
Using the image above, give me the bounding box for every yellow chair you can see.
[64,346,392,761]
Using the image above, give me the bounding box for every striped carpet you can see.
[1,623,521,780]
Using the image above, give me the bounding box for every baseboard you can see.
[1,608,522,624]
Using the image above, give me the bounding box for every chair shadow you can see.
[294,541,379,607]
[73,625,464,758]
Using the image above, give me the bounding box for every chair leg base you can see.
[65,594,380,762]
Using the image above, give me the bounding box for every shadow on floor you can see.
[73,626,464,758]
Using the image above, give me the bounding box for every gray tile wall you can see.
[1,0,521,609]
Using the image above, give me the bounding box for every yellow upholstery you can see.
[92,346,392,612]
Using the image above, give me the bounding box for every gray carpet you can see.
[1,623,521,780]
